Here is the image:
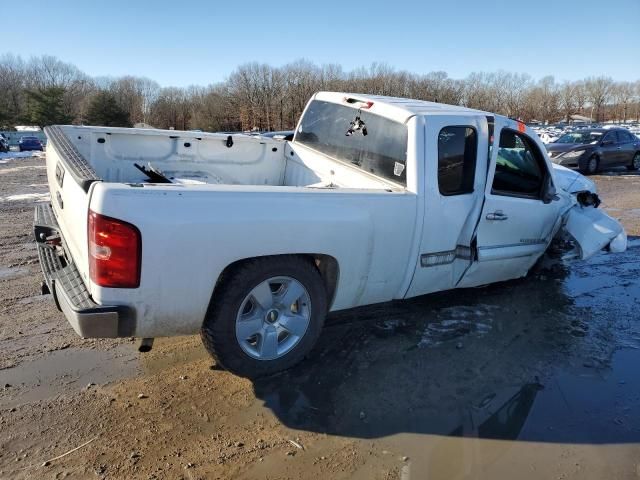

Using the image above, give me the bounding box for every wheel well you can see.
[214,254,340,310]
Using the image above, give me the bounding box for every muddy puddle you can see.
[0,346,138,408]
[250,242,640,448]
[140,337,210,375]
[0,266,29,280]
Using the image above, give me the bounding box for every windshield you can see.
[295,100,408,185]
[555,131,602,145]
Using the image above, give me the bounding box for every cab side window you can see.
[438,126,477,195]
[492,129,547,199]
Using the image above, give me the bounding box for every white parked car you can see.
[35,92,626,377]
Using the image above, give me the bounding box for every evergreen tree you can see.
[25,87,73,128]
[86,91,132,127]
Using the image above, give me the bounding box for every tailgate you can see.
[44,126,101,286]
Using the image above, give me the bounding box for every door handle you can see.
[486,211,508,221]
[616,147,622,150]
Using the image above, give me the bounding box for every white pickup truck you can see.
[35,92,626,377]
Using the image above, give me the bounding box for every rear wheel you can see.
[580,155,599,175]
[626,152,640,171]
[201,256,327,378]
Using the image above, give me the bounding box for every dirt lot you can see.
[1,154,640,479]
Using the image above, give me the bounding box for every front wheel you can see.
[580,155,599,175]
[626,152,640,171]
[201,256,327,378]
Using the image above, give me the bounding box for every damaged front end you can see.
[556,190,627,260]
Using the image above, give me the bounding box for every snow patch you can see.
[1,193,50,202]
[0,165,46,175]
[0,151,44,160]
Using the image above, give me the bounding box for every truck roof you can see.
[314,91,492,124]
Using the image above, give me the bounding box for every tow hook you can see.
[138,338,154,353]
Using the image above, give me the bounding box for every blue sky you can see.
[4,0,639,87]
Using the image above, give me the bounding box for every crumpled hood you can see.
[552,164,597,194]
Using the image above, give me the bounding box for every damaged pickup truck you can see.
[34,92,626,377]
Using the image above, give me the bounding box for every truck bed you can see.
[49,125,401,191]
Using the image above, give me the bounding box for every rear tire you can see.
[580,155,599,175]
[626,152,640,171]
[201,256,327,378]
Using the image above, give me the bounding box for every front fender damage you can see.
[558,202,627,260]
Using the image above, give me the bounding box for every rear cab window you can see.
[295,100,408,186]
[438,126,477,195]
[492,129,549,199]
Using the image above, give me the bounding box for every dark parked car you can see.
[18,136,43,152]
[546,128,640,175]
[0,134,9,153]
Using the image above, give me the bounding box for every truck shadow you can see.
[252,244,640,444]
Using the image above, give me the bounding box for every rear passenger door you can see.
[600,131,619,167]
[406,115,489,297]
[458,120,565,288]
[617,130,636,166]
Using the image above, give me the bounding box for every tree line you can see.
[1,54,639,131]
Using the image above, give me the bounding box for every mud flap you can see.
[562,206,627,260]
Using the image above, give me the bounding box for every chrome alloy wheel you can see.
[235,276,311,360]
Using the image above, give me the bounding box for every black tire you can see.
[201,255,327,378]
[580,154,599,175]
[626,152,640,171]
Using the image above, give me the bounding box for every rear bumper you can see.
[34,203,135,338]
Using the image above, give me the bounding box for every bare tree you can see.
[559,81,577,123]
[0,54,27,127]
[573,81,587,117]
[585,76,613,122]
[501,72,532,119]
[2,53,640,131]
[611,81,634,123]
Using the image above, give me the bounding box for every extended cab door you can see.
[458,119,564,288]
[406,114,489,297]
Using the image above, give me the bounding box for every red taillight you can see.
[88,210,141,288]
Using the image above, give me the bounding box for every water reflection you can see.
[253,246,640,444]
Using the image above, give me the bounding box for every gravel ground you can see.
[1,154,639,480]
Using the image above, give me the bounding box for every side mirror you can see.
[602,139,613,146]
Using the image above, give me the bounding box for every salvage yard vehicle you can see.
[34,92,627,377]
[18,135,44,152]
[546,128,640,175]
[0,134,9,153]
